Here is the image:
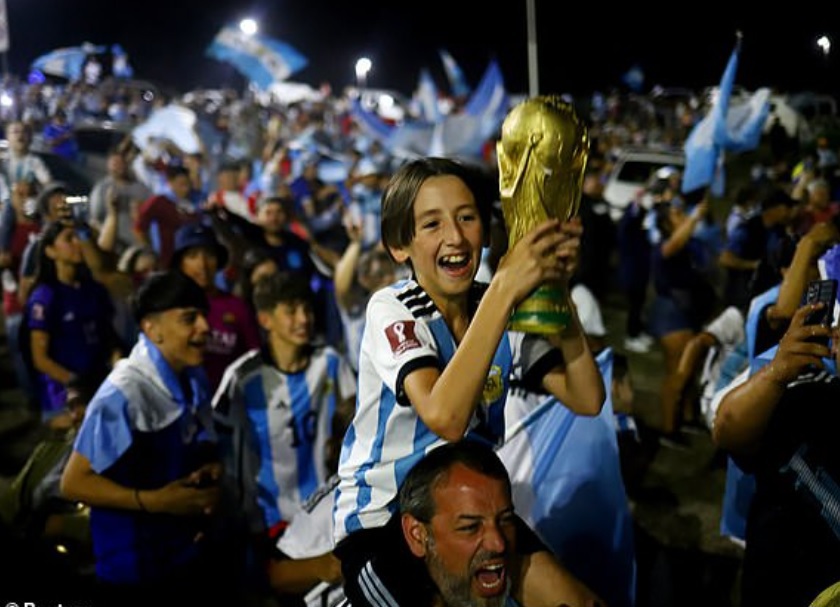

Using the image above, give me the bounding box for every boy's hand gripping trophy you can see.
[496,95,589,334]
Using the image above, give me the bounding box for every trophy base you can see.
[508,283,570,335]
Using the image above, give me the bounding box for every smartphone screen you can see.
[804,279,838,344]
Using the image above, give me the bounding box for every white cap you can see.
[570,284,606,337]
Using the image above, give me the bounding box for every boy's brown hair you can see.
[380,157,494,263]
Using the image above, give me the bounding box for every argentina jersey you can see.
[334,279,560,543]
[213,345,356,533]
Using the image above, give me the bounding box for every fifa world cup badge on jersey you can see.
[482,365,504,404]
[385,320,421,355]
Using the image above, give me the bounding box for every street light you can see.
[239,18,258,36]
[817,34,832,58]
[355,57,372,89]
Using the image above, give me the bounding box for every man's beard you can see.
[424,534,509,607]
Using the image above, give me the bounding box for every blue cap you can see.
[171,223,229,270]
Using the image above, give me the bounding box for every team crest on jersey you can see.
[222,312,236,325]
[482,365,504,404]
[385,321,421,355]
[31,302,45,321]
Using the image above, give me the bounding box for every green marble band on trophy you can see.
[496,95,589,334]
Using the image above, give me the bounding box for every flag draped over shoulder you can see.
[498,349,637,607]
[206,26,308,90]
[682,40,770,196]
[438,49,471,98]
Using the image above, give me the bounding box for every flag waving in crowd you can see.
[682,33,770,196]
[438,48,471,98]
[206,25,308,90]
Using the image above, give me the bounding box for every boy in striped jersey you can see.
[212,271,356,570]
[334,157,605,607]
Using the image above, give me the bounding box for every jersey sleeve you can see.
[32,155,52,187]
[134,196,158,232]
[26,284,56,333]
[365,291,441,407]
[508,331,564,393]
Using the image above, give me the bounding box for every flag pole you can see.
[0,0,8,79]
[526,0,539,96]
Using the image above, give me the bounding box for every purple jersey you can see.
[27,279,114,414]
[203,290,262,392]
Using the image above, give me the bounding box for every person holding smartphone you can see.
[713,254,840,607]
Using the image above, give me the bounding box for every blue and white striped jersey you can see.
[333,279,560,543]
[213,345,356,533]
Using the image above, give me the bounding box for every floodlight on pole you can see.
[817,35,831,58]
[239,18,258,36]
[355,57,372,89]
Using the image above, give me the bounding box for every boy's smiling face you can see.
[389,175,484,306]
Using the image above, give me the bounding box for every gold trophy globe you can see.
[496,95,589,334]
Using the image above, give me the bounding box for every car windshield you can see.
[74,128,126,155]
[36,152,93,196]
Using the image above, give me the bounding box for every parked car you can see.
[72,119,131,184]
[1,140,94,198]
[602,147,686,221]
[36,149,95,197]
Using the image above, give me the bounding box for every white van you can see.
[602,147,686,221]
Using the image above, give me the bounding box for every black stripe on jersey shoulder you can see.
[395,281,437,319]
[226,348,264,380]
[222,348,266,390]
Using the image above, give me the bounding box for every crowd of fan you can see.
[1,72,840,607]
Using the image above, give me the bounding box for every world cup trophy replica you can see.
[496,95,589,334]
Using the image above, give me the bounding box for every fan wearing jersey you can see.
[213,271,356,563]
[333,157,605,607]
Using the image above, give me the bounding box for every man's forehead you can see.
[433,465,511,512]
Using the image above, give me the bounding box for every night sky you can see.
[5,1,839,100]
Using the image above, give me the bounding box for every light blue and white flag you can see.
[206,26,308,90]
[682,45,737,196]
[111,44,134,79]
[498,348,637,607]
[463,59,509,141]
[351,60,508,161]
[31,44,104,81]
[438,48,471,98]
[414,68,441,123]
[725,87,771,152]
[682,39,769,196]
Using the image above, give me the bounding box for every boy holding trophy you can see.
[334,97,606,607]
